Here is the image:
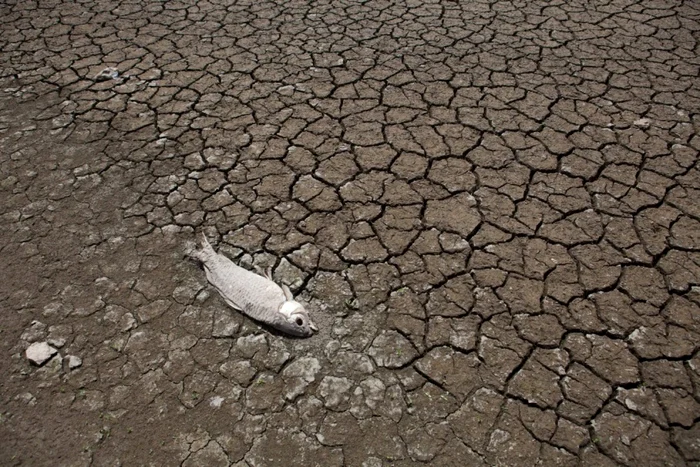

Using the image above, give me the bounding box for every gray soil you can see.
[1,0,699,465]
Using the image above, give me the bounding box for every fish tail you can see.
[187,233,216,262]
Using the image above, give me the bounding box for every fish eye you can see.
[295,317,304,326]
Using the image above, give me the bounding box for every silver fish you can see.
[188,234,317,337]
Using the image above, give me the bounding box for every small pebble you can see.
[67,355,83,370]
[94,67,119,81]
[209,396,224,408]
[633,118,650,128]
[25,342,57,366]
[48,337,66,348]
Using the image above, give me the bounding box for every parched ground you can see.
[1,0,699,465]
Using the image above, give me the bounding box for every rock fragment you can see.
[67,355,83,370]
[94,67,119,81]
[25,342,58,366]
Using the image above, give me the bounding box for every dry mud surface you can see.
[1,0,699,465]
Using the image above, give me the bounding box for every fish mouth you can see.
[309,321,319,332]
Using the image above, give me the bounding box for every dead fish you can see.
[188,234,317,337]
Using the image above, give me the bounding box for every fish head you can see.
[279,300,318,337]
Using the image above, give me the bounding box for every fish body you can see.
[188,235,316,337]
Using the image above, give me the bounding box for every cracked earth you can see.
[1,0,699,465]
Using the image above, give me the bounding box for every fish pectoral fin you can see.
[255,265,274,280]
[222,297,243,312]
[281,284,294,301]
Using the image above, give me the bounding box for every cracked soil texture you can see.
[1,0,700,465]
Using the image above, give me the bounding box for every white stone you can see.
[94,67,119,81]
[633,118,650,128]
[25,342,57,366]
[48,337,66,348]
[67,355,82,369]
[209,396,225,408]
